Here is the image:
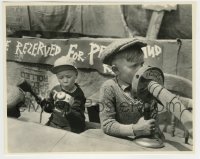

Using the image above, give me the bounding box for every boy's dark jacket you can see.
[43,83,86,133]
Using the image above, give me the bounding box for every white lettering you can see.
[68,44,78,58]
[6,40,11,52]
[15,41,23,55]
[14,41,61,57]
[22,42,28,54]
[67,44,85,62]
[142,45,162,58]
[27,42,33,55]
[103,64,114,74]
[37,41,45,56]
[31,43,38,56]
[54,45,61,56]
[155,45,162,56]
[141,47,148,58]
[98,45,107,58]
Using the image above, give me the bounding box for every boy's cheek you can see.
[121,66,132,75]
[124,68,136,78]
[131,65,142,77]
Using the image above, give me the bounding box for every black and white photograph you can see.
[3,1,195,154]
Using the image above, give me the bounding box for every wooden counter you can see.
[6,118,193,153]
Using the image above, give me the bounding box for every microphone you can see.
[132,66,192,148]
[132,66,192,137]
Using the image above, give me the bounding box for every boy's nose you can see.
[63,77,68,82]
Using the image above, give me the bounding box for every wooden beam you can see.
[146,11,165,39]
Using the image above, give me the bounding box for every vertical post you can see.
[184,130,189,144]
[171,114,175,137]
[27,6,32,31]
[80,5,83,34]
[146,11,165,39]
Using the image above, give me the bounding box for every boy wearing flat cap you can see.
[99,38,164,139]
[42,56,86,133]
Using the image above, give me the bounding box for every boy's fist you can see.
[55,101,71,116]
[133,117,156,137]
[40,99,51,108]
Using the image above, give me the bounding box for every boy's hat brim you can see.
[51,65,77,74]
[51,56,77,74]
[100,38,147,66]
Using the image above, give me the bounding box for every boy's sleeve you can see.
[65,92,86,133]
[42,90,54,113]
[99,81,135,137]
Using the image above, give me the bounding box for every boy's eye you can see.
[131,62,144,68]
[59,75,72,79]
[130,64,138,68]
[58,76,64,79]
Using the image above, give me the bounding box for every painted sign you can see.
[6,38,164,75]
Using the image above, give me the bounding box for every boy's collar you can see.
[61,84,77,93]
[116,76,131,91]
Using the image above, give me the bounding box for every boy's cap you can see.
[51,56,77,74]
[100,38,147,66]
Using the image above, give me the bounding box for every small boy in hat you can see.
[99,38,164,139]
[41,56,86,133]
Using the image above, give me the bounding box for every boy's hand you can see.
[54,101,72,117]
[63,102,71,116]
[133,117,156,137]
[40,99,48,108]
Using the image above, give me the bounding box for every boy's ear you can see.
[111,65,119,75]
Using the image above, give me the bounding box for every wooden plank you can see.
[7,118,192,152]
[146,11,165,39]
[7,118,66,153]
[81,129,193,151]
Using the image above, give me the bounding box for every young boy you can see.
[99,38,164,139]
[42,56,86,133]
